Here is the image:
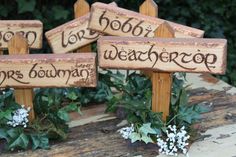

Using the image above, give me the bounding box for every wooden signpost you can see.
[0,21,42,122]
[97,33,227,119]
[0,53,97,88]
[0,20,43,49]
[98,36,227,74]
[89,2,204,38]
[45,14,100,54]
[45,1,117,54]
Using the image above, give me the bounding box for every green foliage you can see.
[129,123,158,144]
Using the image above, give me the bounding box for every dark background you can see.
[0,0,235,85]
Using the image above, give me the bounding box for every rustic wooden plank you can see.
[8,34,35,121]
[0,53,97,88]
[139,0,158,78]
[2,74,236,156]
[97,36,227,74]
[89,2,204,38]
[45,14,100,54]
[74,0,92,53]
[0,20,42,49]
[68,104,116,128]
[152,22,175,120]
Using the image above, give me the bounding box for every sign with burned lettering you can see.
[89,2,204,38]
[0,53,97,88]
[98,36,227,74]
[0,20,43,49]
[45,14,100,54]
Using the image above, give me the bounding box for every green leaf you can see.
[0,5,8,17]
[139,123,156,136]
[77,107,83,115]
[0,129,9,141]
[179,89,188,106]
[57,110,70,122]
[129,132,141,143]
[7,128,21,139]
[17,0,36,14]
[61,102,78,112]
[66,92,78,101]
[141,134,153,144]
[30,134,49,150]
[8,133,29,150]
[52,6,69,20]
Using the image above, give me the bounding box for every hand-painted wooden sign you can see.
[0,20,43,49]
[0,53,97,88]
[98,36,227,74]
[45,14,100,54]
[89,2,204,38]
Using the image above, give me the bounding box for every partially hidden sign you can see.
[98,36,227,74]
[89,2,204,38]
[0,53,97,88]
[0,20,43,49]
[45,14,100,54]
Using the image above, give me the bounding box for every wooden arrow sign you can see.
[0,20,42,49]
[97,36,227,74]
[89,2,204,38]
[0,53,97,88]
[45,14,100,54]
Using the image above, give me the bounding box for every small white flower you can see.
[118,124,134,139]
[157,125,190,156]
[7,105,30,128]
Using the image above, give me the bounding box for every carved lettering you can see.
[98,10,153,37]
[98,37,227,74]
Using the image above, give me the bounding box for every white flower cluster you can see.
[118,124,134,139]
[157,125,190,156]
[7,105,30,128]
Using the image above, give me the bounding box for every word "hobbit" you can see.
[99,11,153,37]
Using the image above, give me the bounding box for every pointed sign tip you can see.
[155,22,175,38]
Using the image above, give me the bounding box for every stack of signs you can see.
[0,1,227,121]
[88,2,227,118]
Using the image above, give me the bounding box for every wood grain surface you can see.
[0,20,42,49]
[0,53,97,88]
[98,36,227,74]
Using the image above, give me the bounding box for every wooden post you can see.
[139,0,158,77]
[74,0,91,52]
[8,34,35,122]
[152,22,175,120]
[140,0,173,120]
[0,50,3,55]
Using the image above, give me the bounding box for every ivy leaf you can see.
[129,132,141,143]
[30,134,49,150]
[139,123,156,136]
[0,129,9,141]
[0,5,8,17]
[17,0,36,14]
[66,92,78,101]
[141,134,153,144]
[57,110,70,122]
[52,6,69,20]
[61,102,78,112]
[179,89,188,106]
[8,132,29,150]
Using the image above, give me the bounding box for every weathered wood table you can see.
[1,73,236,157]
